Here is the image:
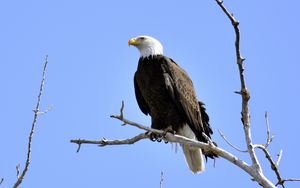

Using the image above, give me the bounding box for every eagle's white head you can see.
[128,35,163,58]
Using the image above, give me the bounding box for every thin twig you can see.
[0,178,3,185]
[218,129,247,152]
[160,171,164,188]
[264,112,274,148]
[13,55,49,188]
[36,105,53,115]
[110,101,164,135]
[278,178,300,186]
[70,133,149,151]
[276,149,283,166]
[16,164,20,178]
[120,100,124,120]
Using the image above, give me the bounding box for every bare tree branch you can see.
[71,102,277,187]
[218,129,248,152]
[12,55,49,188]
[215,2,299,187]
[254,145,285,187]
[0,178,3,186]
[215,0,262,173]
[71,133,149,152]
[211,2,279,187]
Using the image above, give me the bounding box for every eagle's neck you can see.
[139,45,163,58]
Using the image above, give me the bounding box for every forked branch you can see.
[215,1,299,187]
[71,102,273,187]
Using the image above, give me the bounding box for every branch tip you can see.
[16,164,20,178]
[264,111,273,148]
[120,100,125,119]
[276,149,283,166]
[216,0,223,5]
[76,143,82,153]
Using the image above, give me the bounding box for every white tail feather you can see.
[178,124,204,173]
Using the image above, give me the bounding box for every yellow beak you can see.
[128,38,137,46]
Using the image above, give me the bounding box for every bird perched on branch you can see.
[129,35,216,173]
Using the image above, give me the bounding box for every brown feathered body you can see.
[134,55,215,173]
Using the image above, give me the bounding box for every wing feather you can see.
[134,73,150,115]
[161,57,209,140]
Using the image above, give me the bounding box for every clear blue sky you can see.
[1,0,299,187]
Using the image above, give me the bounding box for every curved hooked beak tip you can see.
[128,38,137,46]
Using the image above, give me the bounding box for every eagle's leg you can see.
[162,127,176,136]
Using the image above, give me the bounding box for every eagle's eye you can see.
[139,37,145,40]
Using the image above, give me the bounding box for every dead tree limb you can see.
[71,133,149,152]
[215,0,261,172]
[215,1,273,186]
[12,55,49,188]
[215,1,299,187]
[71,102,271,187]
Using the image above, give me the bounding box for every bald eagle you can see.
[128,36,215,173]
